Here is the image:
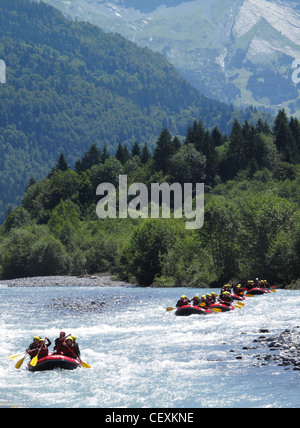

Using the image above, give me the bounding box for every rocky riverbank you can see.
[233,327,300,371]
[0,275,131,288]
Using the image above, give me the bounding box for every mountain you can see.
[0,0,271,224]
[43,0,300,116]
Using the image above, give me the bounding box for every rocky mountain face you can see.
[43,0,300,115]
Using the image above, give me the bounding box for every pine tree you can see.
[256,118,271,134]
[172,136,181,151]
[101,145,110,163]
[131,140,141,157]
[55,153,69,172]
[123,144,130,164]
[289,117,300,162]
[211,125,223,147]
[75,143,101,173]
[224,119,247,179]
[274,110,297,163]
[116,142,125,164]
[140,142,151,164]
[185,120,205,152]
[153,128,177,174]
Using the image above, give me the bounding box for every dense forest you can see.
[1,109,299,288]
[0,0,272,223]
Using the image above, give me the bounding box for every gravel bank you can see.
[0,275,131,288]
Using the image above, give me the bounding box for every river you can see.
[0,277,299,408]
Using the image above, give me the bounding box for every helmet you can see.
[181,295,186,299]
[71,335,77,342]
[33,336,40,340]
[66,336,73,342]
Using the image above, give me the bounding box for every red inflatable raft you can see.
[209,303,234,312]
[231,294,245,301]
[246,287,269,295]
[27,352,81,372]
[175,305,212,316]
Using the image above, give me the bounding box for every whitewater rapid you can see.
[0,281,299,408]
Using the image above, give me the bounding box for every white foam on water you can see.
[1,286,300,407]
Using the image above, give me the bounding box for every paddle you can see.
[233,304,242,309]
[15,352,28,369]
[80,359,91,369]
[211,307,222,313]
[166,306,176,312]
[65,343,91,368]
[9,353,23,360]
[29,338,46,367]
[270,288,276,293]
[246,294,254,297]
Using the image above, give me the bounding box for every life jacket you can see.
[38,345,48,359]
[62,344,76,358]
[176,298,190,307]
[26,342,39,358]
[54,336,66,352]
[191,297,200,306]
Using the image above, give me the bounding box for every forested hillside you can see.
[1,110,299,287]
[0,0,271,223]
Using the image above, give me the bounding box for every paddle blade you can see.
[9,353,22,360]
[29,355,38,367]
[237,302,245,306]
[270,289,276,293]
[81,361,91,368]
[166,307,175,312]
[211,308,222,313]
[246,294,254,297]
[15,357,25,369]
